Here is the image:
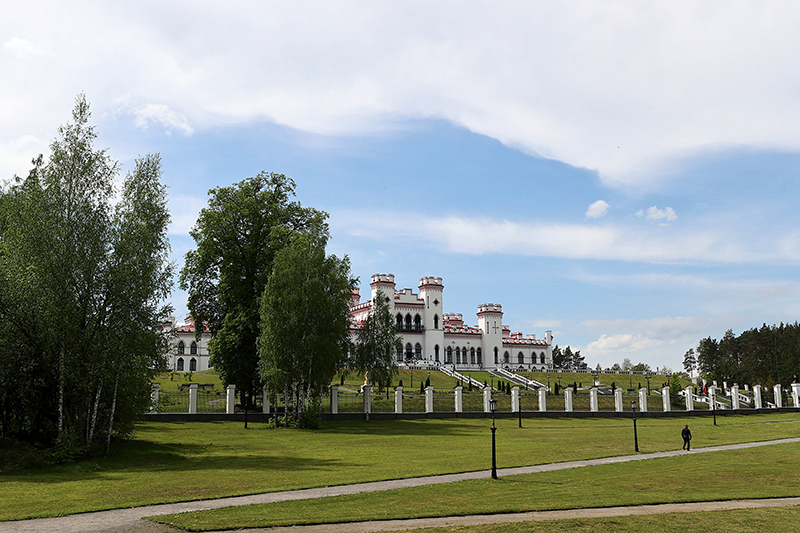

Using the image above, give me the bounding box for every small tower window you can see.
[434,345,440,362]
[433,314,439,329]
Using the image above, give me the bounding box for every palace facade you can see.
[349,274,553,371]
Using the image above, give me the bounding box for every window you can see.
[518,352,524,364]
[177,357,184,371]
[470,347,475,364]
[405,314,412,331]
[433,314,439,329]
[446,346,453,363]
[504,351,509,364]
[177,341,185,355]
[494,347,499,364]
[414,315,422,331]
[455,347,461,364]
[405,343,413,361]
[477,348,482,365]
[540,352,546,364]
[190,341,197,355]
[189,358,197,372]
[396,314,403,330]
[415,343,422,358]
[396,345,403,362]
[434,345,440,362]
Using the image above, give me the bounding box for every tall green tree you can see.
[180,173,327,404]
[259,234,354,426]
[0,95,172,453]
[352,289,401,389]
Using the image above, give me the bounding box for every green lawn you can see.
[3,414,800,521]
[152,442,800,530]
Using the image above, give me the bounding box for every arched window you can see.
[415,343,422,358]
[518,352,524,364]
[189,357,197,372]
[177,357,184,371]
[396,345,403,362]
[504,351,509,364]
[414,315,422,331]
[396,313,403,331]
[405,343,413,361]
[455,347,461,364]
[405,314,412,331]
[476,348,482,365]
[470,347,475,364]
[433,314,439,329]
[446,346,453,363]
[190,341,197,355]
[434,345,440,362]
[494,347,499,364]
[177,341,185,355]
[540,352,546,364]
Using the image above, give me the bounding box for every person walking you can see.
[681,424,692,451]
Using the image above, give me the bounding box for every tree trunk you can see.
[87,380,103,447]
[105,373,119,456]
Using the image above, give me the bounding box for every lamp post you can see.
[646,372,651,394]
[244,390,249,429]
[490,398,498,479]
[711,387,717,426]
[591,370,599,387]
[558,373,562,390]
[547,373,550,394]
[631,400,639,452]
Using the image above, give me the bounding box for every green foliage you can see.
[352,289,401,388]
[180,172,328,404]
[259,234,354,427]
[0,95,172,453]
[697,323,800,387]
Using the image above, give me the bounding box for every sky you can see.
[3,2,800,372]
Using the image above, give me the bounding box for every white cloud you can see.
[330,209,795,264]
[130,104,194,136]
[586,200,609,219]
[636,206,677,224]
[3,3,800,187]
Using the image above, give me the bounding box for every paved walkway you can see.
[5,437,800,533]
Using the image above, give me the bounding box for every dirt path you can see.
[5,437,800,533]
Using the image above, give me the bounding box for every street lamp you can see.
[646,372,651,394]
[490,398,498,479]
[631,400,639,452]
[591,370,599,387]
[558,373,562,389]
[547,373,550,394]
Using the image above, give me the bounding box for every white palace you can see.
[349,274,553,371]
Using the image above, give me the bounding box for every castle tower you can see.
[370,274,396,315]
[477,304,504,368]
[419,277,444,363]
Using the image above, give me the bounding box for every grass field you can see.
[3,414,800,522]
[151,442,800,530]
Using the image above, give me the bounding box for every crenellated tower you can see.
[419,277,444,363]
[477,303,504,366]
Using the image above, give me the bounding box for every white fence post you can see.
[564,388,573,412]
[685,385,694,411]
[454,386,462,413]
[538,388,547,412]
[589,387,598,412]
[638,387,648,412]
[753,384,762,409]
[189,383,198,414]
[395,386,403,414]
[511,386,520,413]
[329,384,338,415]
[425,386,434,413]
[614,388,623,412]
[225,384,235,414]
[263,387,270,414]
[662,386,670,412]
[150,383,159,414]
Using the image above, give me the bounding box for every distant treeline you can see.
[697,323,800,387]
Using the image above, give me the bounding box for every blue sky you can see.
[3,2,800,372]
